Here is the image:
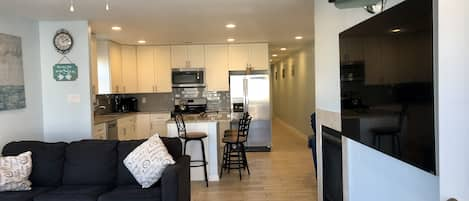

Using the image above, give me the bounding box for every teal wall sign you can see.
[53,63,78,81]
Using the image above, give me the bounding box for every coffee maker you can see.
[112,96,139,113]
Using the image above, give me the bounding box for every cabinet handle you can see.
[123,86,126,93]
[115,85,119,93]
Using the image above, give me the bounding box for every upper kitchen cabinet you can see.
[228,43,269,71]
[171,45,205,68]
[109,42,123,93]
[205,45,229,91]
[121,45,138,93]
[137,46,156,93]
[96,40,122,94]
[90,35,98,95]
[154,46,172,93]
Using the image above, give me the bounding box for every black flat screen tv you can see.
[339,0,435,174]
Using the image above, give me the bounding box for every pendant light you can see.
[69,0,75,12]
[105,0,110,11]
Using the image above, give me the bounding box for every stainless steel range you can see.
[173,98,207,115]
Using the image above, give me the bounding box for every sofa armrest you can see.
[161,155,190,201]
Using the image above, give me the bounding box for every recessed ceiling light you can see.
[295,36,303,40]
[226,24,236,29]
[111,26,122,31]
[272,54,278,57]
[137,40,147,44]
[227,38,236,42]
[391,28,401,33]
[280,48,287,51]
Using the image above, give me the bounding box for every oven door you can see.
[172,68,205,88]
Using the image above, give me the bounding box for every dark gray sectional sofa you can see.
[0,138,190,201]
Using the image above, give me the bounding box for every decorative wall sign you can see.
[53,63,78,81]
[0,33,26,111]
[53,29,77,81]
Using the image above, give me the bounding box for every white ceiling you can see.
[0,0,314,58]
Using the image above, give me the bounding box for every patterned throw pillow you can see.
[124,134,176,188]
[0,151,32,192]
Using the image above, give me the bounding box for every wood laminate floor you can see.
[191,119,318,201]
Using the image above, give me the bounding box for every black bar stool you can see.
[175,114,209,187]
[220,113,252,180]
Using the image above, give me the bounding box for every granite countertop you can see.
[94,111,170,125]
[167,113,231,124]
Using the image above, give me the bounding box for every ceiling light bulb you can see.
[69,0,75,12]
[295,36,303,40]
[105,0,110,11]
[272,54,278,57]
[280,48,287,51]
[391,28,401,33]
[227,38,235,42]
[137,40,147,44]
[226,24,236,29]
[111,26,122,31]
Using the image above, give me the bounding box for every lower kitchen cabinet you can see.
[136,114,151,139]
[93,123,107,140]
[150,113,171,137]
[117,116,137,140]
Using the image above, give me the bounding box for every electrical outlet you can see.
[142,97,147,104]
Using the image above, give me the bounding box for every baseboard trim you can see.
[274,117,309,141]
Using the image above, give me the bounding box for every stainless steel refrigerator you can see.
[230,71,272,151]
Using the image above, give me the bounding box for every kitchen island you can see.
[166,114,230,182]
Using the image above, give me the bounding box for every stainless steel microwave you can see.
[172,68,205,88]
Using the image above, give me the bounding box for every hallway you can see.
[191,119,317,201]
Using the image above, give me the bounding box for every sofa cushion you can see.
[2,141,67,187]
[0,187,53,201]
[98,185,161,201]
[62,140,118,185]
[34,185,112,201]
[0,151,33,192]
[116,138,181,186]
[123,135,175,188]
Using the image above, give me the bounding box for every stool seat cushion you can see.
[182,132,207,139]
[222,136,247,143]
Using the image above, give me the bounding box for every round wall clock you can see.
[53,29,74,55]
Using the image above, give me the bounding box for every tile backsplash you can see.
[95,90,230,114]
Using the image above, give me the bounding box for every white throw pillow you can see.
[0,151,33,192]
[124,134,176,188]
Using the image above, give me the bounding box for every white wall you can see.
[0,17,44,149]
[39,21,93,142]
[272,45,315,136]
[314,1,439,201]
[437,1,469,200]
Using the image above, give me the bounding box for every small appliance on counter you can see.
[173,98,207,115]
[111,95,139,113]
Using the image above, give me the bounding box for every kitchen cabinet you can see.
[117,116,137,140]
[154,46,172,93]
[137,46,156,93]
[228,43,269,70]
[171,45,205,68]
[136,114,151,139]
[93,123,107,140]
[150,113,171,137]
[205,45,229,91]
[90,36,98,96]
[109,41,123,93]
[121,45,138,93]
